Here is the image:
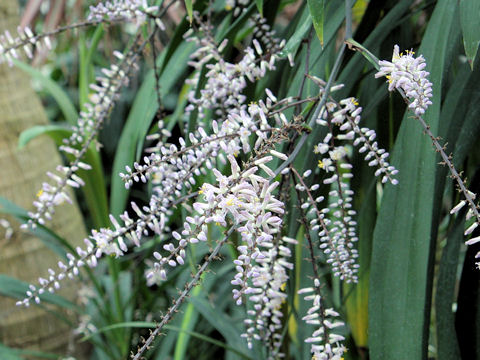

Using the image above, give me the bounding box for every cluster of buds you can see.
[197,155,291,352]
[0,26,51,66]
[294,168,359,283]
[184,17,284,118]
[240,235,297,356]
[298,284,346,360]
[0,218,13,240]
[316,95,398,185]
[376,46,480,266]
[375,45,433,116]
[450,192,480,264]
[87,0,159,24]
[225,0,250,16]
[18,199,170,307]
[25,50,138,229]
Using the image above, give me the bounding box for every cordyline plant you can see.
[1,0,480,359]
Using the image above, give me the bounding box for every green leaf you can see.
[0,343,59,359]
[173,275,203,360]
[278,6,311,59]
[369,0,458,358]
[307,0,325,46]
[185,0,193,24]
[436,217,463,360]
[460,0,480,69]
[79,25,104,111]
[189,296,245,349]
[12,60,78,126]
[18,124,71,148]
[345,38,380,70]
[255,0,263,16]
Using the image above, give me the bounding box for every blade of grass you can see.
[0,343,59,360]
[460,0,480,69]
[185,0,193,23]
[13,59,78,125]
[173,278,203,360]
[307,0,325,47]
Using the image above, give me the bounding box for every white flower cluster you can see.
[66,50,135,147]
[0,218,13,240]
[87,0,159,24]
[317,96,398,185]
[197,155,291,352]
[240,235,297,355]
[450,194,480,263]
[0,26,51,66]
[295,168,359,283]
[225,0,250,16]
[31,17,287,302]
[140,151,293,354]
[298,285,346,360]
[25,50,137,229]
[18,201,169,307]
[120,102,271,193]
[375,45,433,116]
[184,19,284,118]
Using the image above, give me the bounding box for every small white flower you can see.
[376,45,433,116]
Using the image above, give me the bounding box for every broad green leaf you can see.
[307,0,325,46]
[460,0,480,69]
[436,217,463,360]
[13,59,78,126]
[344,181,376,348]
[369,1,458,359]
[18,124,71,148]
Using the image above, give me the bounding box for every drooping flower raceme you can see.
[375,45,433,115]
[184,15,283,119]
[298,285,347,360]
[376,46,480,267]
[24,50,139,229]
[0,26,52,66]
